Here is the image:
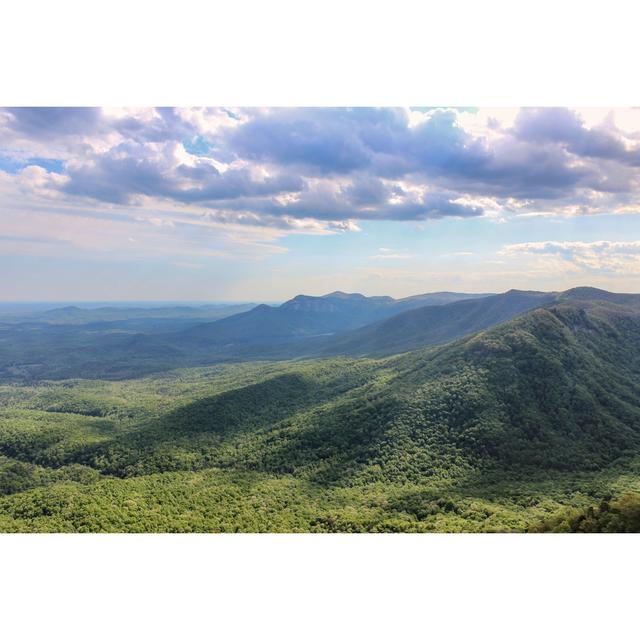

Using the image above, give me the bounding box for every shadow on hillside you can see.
[244,392,406,483]
[79,372,359,476]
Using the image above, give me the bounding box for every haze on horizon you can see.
[2,107,640,302]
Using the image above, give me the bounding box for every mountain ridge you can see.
[2,286,640,382]
[178,290,491,348]
[3,293,640,531]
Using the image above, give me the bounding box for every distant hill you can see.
[557,286,640,307]
[315,287,640,357]
[179,290,489,347]
[394,291,492,309]
[318,289,557,356]
[0,290,489,381]
[3,286,640,383]
[0,303,257,325]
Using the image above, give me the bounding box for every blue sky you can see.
[1,107,640,301]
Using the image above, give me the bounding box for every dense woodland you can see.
[1,288,640,532]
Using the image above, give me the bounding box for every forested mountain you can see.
[180,290,488,347]
[318,289,557,355]
[1,291,640,531]
[3,286,639,382]
[57,297,640,478]
[557,286,640,307]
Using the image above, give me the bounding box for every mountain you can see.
[26,294,640,478]
[319,289,557,356]
[3,293,640,531]
[394,291,492,309]
[2,286,638,384]
[179,290,489,348]
[557,286,640,307]
[383,298,640,471]
[0,303,257,325]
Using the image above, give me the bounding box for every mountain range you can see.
[2,286,639,381]
[179,290,490,347]
[2,285,640,531]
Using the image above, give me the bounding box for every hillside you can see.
[2,294,640,531]
[557,286,640,307]
[77,298,640,479]
[319,289,557,356]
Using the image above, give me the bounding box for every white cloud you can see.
[369,252,414,260]
[2,106,640,272]
[501,240,640,274]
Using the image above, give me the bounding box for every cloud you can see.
[1,107,640,258]
[501,240,640,273]
[512,108,640,167]
[60,140,304,206]
[3,107,104,139]
[369,253,414,260]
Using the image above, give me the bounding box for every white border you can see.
[2,0,639,106]
[1,533,638,639]
[1,1,639,638]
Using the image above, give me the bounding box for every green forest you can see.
[2,293,640,532]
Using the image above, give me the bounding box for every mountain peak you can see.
[503,289,547,296]
[562,286,615,298]
[322,291,366,299]
[558,286,640,306]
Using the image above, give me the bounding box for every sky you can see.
[2,106,640,302]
